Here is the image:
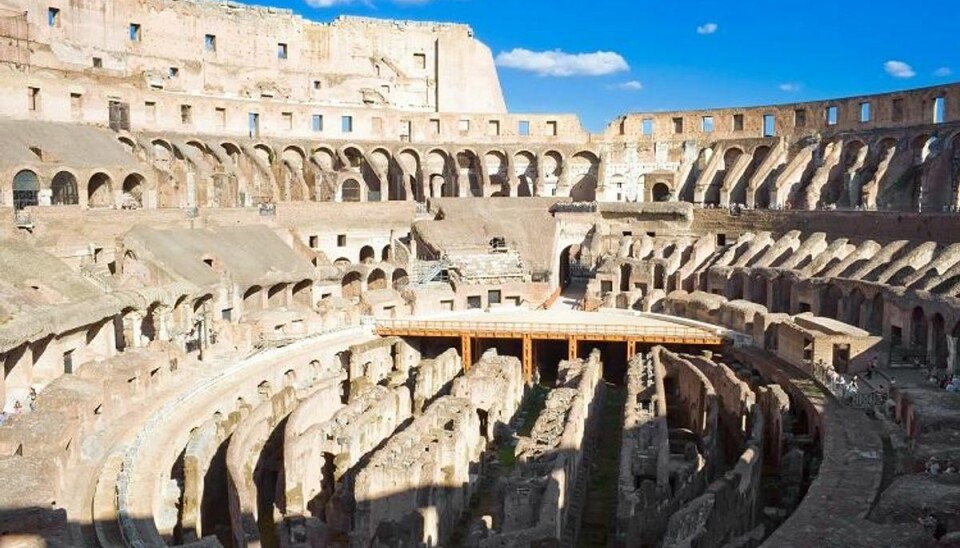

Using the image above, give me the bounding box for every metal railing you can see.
[375,318,721,339]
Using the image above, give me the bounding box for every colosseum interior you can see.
[0,0,959,546]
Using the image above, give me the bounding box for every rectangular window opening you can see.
[547,120,558,136]
[277,43,288,60]
[672,117,683,134]
[488,119,500,136]
[430,118,440,135]
[145,101,156,122]
[934,96,946,124]
[860,102,871,123]
[215,107,226,129]
[341,115,353,133]
[642,118,654,136]
[92,57,102,68]
[794,109,806,127]
[129,23,141,42]
[282,111,293,130]
[337,234,346,247]
[312,114,323,132]
[519,120,530,136]
[733,113,744,131]
[180,104,192,125]
[763,114,776,137]
[169,66,179,78]
[47,7,60,27]
[414,53,426,69]
[204,34,216,52]
[701,116,714,133]
[458,119,470,134]
[826,106,838,126]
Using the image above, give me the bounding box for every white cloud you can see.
[697,23,718,35]
[935,67,952,77]
[614,80,644,91]
[495,48,629,77]
[779,82,801,92]
[884,60,916,78]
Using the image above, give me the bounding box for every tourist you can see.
[13,400,22,415]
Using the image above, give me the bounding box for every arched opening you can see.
[819,285,843,319]
[12,170,40,210]
[88,173,113,208]
[342,271,363,299]
[653,264,666,291]
[910,306,927,349]
[51,172,79,205]
[750,274,768,306]
[122,173,145,208]
[619,263,632,292]
[457,151,483,197]
[141,302,160,343]
[392,268,409,290]
[359,246,375,264]
[847,288,865,328]
[559,246,573,288]
[514,151,536,197]
[341,179,361,202]
[866,294,883,335]
[267,283,287,308]
[381,245,392,262]
[651,183,671,202]
[931,313,947,367]
[367,268,387,290]
[243,286,263,313]
[570,152,599,201]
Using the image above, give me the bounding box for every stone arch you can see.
[484,150,509,197]
[457,150,483,197]
[341,179,362,202]
[513,150,537,197]
[910,305,928,349]
[121,173,146,209]
[426,149,454,198]
[359,246,375,264]
[368,268,387,290]
[281,146,309,202]
[651,182,671,202]
[398,149,422,201]
[366,148,392,201]
[254,144,275,167]
[342,271,363,299]
[221,142,243,166]
[392,268,409,290]
[569,151,599,201]
[12,169,40,210]
[541,150,563,197]
[51,171,79,205]
[267,283,287,308]
[87,172,113,208]
[819,285,843,319]
[931,313,948,367]
[243,285,263,313]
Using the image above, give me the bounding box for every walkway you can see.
[376,310,724,381]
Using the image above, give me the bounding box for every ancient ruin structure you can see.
[0,0,959,546]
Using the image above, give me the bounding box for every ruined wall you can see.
[481,352,603,547]
[411,347,461,412]
[616,352,671,547]
[351,396,483,547]
[450,350,524,440]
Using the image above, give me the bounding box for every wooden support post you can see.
[522,335,533,384]
[568,337,578,361]
[626,339,636,361]
[462,335,471,372]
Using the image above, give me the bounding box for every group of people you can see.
[926,366,960,392]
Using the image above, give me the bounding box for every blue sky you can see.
[274,0,958,131]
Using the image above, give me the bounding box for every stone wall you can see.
[480,352,603,547]
[411,347,461,413]
[451,350,524,441]
[351,396,483,547]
